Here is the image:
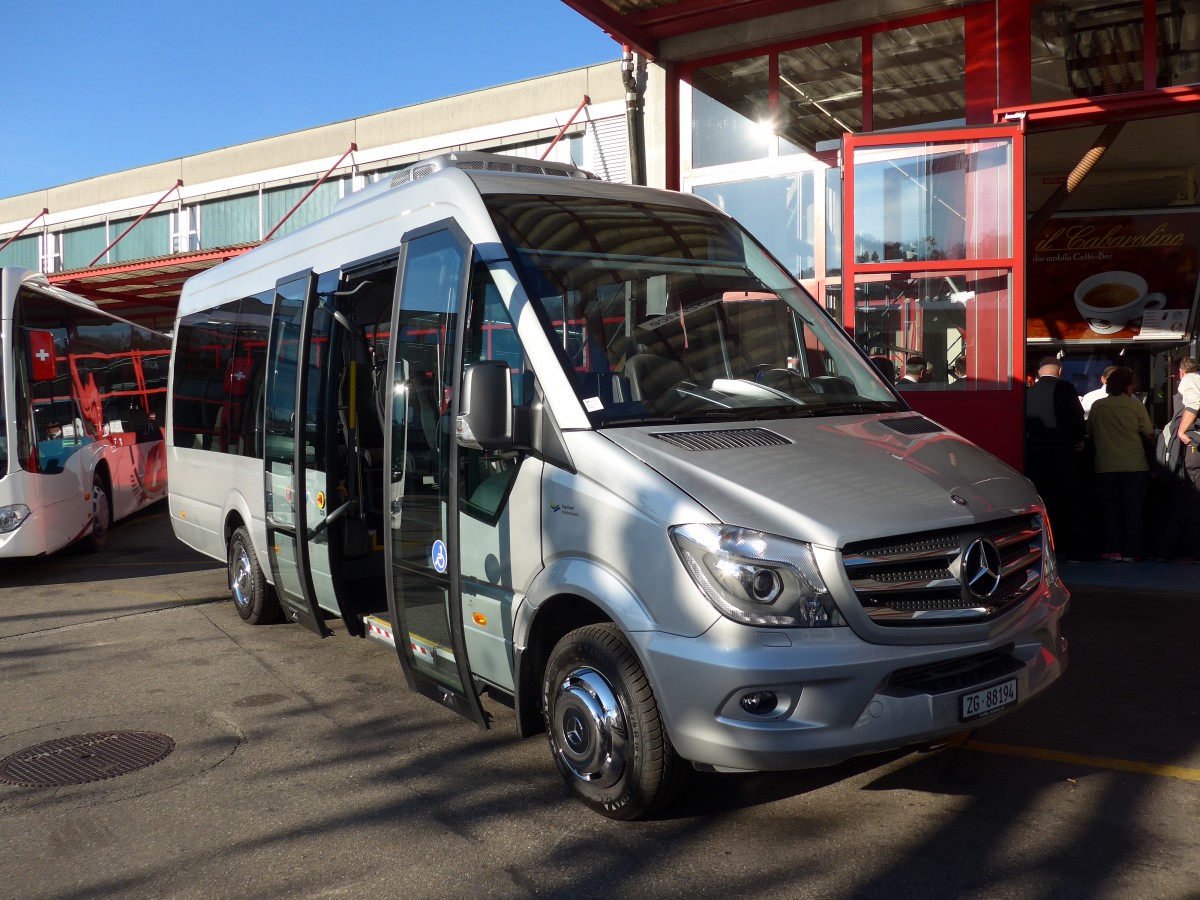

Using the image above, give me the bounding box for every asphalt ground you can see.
[1,503,1197,899]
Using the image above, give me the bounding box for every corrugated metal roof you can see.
[47,244,255,330]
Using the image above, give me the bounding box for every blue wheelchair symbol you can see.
[430,539,448,574]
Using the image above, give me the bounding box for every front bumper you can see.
[630,583,1069,772]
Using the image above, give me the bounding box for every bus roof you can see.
[175,152,720,320]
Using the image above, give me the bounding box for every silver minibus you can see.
[167,152,1068,819]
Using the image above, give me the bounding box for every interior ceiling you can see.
[47,245,253,332]
[1027,113,1200,213]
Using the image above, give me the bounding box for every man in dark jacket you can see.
[1025,355,1088,559]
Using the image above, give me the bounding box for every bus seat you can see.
[810,375,856,395]
[625,354,690,402]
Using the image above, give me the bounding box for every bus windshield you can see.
[486,194,901,427]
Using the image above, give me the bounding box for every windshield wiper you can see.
[596,415,684,428]
[804,400,899,416]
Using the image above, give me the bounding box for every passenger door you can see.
[386,225,488,726]
[263,270,330,636]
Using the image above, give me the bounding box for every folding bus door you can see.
[263,270,331,636]
[385,224,487,728]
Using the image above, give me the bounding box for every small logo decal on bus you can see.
[430,539,448,573]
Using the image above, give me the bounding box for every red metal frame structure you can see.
[0,208,48,256]
[541,96,591,160]
[49,245,254,329]
[89,180,183,267]
[262,144,357,243]
[561,0,842,58]
[842,123,1027,470]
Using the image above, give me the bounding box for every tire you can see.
[83,476,112,553]
[542,623,686,820]
[228,526,281,624]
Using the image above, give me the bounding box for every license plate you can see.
[959,678,1018,722]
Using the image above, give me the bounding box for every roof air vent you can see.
[653,428,791,451]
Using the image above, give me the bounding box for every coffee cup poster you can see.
[1027,210,1200,342]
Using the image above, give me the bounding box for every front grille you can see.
[842,514,1044,626]
[887,645,1023,694]
[653,428,790,451]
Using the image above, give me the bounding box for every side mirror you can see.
[457,361,513,450]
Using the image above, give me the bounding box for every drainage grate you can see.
[0,731,175,787]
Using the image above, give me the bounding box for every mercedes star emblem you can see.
[963,538,1003,599]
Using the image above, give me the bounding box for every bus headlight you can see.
[0,505,31,533]
[670,524,844,628]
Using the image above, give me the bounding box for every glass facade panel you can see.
[872,20,965,129]
[63,223,108,270]
[778,39,863,152]
[0,234,38,269]
[1032,0,1200,101]
[108,212,170,263]
[694,171,817,279]
[691,57,771,168]
[852,139,1012,264]
[200,194,261,247]
[854,269,1011,390]
[262,179,342,240]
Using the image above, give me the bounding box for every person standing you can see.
[1161,357,1200,561]
[1025,355,1087,559]
[1087,367,1153,561]
[897,356,928,387]
[1081,365,1118,418]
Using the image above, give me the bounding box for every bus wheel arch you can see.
[516,594,610,738]
[83,465,113,553]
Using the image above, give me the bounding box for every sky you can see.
[0,0,620,199]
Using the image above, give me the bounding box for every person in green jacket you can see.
[1086,366,1153,562]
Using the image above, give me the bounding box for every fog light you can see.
[740,691,778,715]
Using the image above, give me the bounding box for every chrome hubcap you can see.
[230,545,252,611]
[92,488,110,540]
[550,667,627,788]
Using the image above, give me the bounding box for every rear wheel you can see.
[83,477,111,553]
[229,526,281,624]
[542,623,685,820]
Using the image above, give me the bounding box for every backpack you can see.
[1153,410,1190,482]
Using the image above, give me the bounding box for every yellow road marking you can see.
[955,735,1200,783]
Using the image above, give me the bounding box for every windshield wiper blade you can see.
[805,400,898,416]
[597,415,683,428]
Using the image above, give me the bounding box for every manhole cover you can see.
[0,731,175,787]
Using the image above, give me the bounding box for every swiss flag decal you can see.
[28,330,58,381]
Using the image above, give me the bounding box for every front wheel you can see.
[542,623,685,820]
[228,526,281,624]
[83,477,112,553]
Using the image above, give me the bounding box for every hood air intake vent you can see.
[881,416,943,435]
[653,428,790,451]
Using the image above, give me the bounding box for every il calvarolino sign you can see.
[1028,209,1200,342]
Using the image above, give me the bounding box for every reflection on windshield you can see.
[487,194,901,426]
[0,354,6,478]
